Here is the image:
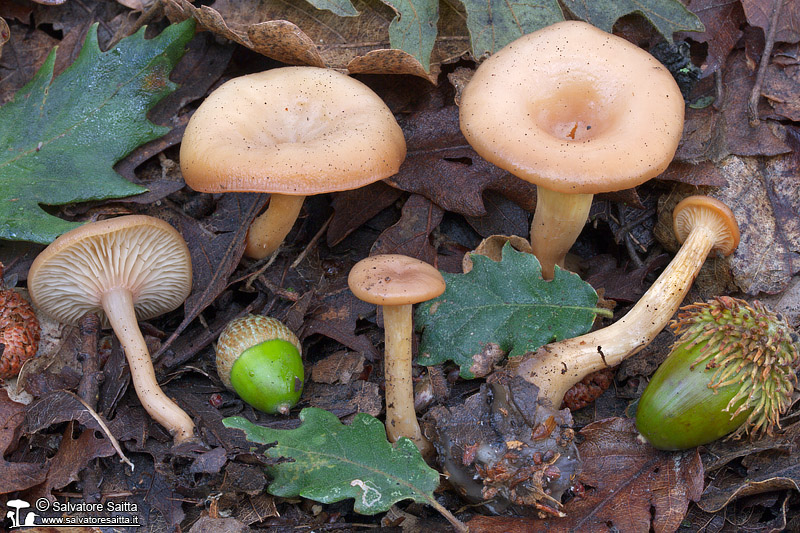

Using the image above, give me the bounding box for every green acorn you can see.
[215,315,304,415]
[636,296,798,450]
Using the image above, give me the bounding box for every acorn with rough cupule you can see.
[635,296,799,450]
[215,314,304,415]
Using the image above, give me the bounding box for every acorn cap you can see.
[348,254,445,306]
[673,195,740,256]
[180,66,407,196]
[28,215,192,328]
[459,21,684,195]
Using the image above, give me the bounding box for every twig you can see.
[616,205,644,268]
[748,0,784,126]
[73,392,135,471]
[77,312,103,501]
[290,213,333,270]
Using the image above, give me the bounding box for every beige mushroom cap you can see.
[673,196,740,256]
[348,255,445,306]
[460,21,685,194]
[28,215,192,327]
[180,66,407,195]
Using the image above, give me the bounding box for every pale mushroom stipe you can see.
[460,21,685,279]
[508,196,740,408]
[28,216,196,444]
[180,66,406,259]
[348,254,446,456]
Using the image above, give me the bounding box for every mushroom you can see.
[28,215,195,444]
[459,21,685,279]
[508,195,740,407]
[348,254,446,455]
[180,66,407,260]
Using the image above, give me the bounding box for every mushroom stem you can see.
[102,287,195,444]
[530,187,593,280]
[383,303,433,456]
[511,217,722,408]
[244,194,306,260]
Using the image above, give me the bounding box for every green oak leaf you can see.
[306,0,359,17]
[223,408,441,514]
[415,243,612,378]
[0,19,195,244]
[561,0,704,40]
[383,0,439,71]
[459,0,564,58]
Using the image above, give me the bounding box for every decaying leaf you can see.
[677,0,744,76]
[370,194,443,264]
[388,105,537,217]
[741,0,800,44]
[328,182,403,247]
[656,152,800,295]
[0,389,47,495]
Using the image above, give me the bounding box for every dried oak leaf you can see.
[327,181,403,247]
[25,422,115,503]
[371,194,443,264]
[676,50,791,162]
[165,0,466,82]
[0,389,46,495]
[387,105,537,217]
[470,417,703,532]
[699,448,800,513]
[741,0,800,44]
[677,0,744,77]
[657,151,800,295]
[763,61,800,121]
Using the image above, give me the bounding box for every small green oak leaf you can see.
[305,0,359,17]
[223,408,441,515]
[561,0,704,40]
[383,0,439,71]
[415,243,611,378]
[0,19,195,244]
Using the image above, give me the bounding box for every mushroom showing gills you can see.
[28,215,195,444]
[459,21,685,279]
[508,196,740,407]
[348,255,446,456]
[180,66,407,260]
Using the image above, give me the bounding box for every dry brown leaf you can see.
[468,417,704,533]
[327,182,403,247]
[165,0,455,82]
[0,389,47,495]
[370,194,442,263]
[387,105,537,216]
[677,50,792,162]
[699,448,800,513]
[741,0,800,44]
[763,60,800,121]
[680,0,745,76]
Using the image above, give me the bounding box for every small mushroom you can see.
[215,314,304,415]
[509,196,740,407]
[459,21,684,279]
[28,215,195,444]
[180,66,407,259]
[348,254,446,455]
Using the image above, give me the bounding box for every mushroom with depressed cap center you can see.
[460,21,685,279]
[180,66,407,260]
[28,215,195,444]
[348,254,446,456]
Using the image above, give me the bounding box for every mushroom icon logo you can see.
[5,499,38,528]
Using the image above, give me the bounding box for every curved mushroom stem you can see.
[530,187,593,280]
[382,303,433,457]
[102,288,196,444]
[511,220,720,408]
[244,194,306,260]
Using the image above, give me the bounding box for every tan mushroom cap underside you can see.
[673,195,740,256]
[28,215,192,327]
[180,66,407,195]
[348,255,445,306]
[460,21,685,194]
